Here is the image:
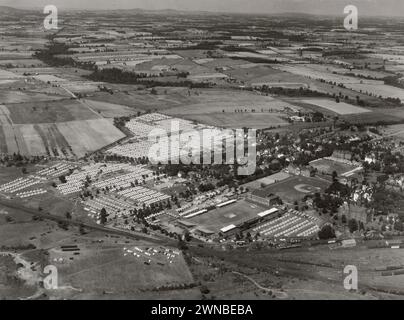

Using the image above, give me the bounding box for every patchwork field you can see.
[344,83,404,101]
[272,64,379,85]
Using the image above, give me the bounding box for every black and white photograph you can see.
[0,0,403,305]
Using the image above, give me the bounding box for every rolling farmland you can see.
[0,119,125,158]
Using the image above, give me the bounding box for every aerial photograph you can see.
[0,0,404,304]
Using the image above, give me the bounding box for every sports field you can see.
[259,176,330,204]
[310,158,360,176]
[187,200,268,233]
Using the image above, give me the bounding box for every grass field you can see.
[272,64,373,85]
[0,90,66,104]
[0,202,198,299]
[259,176,330,204]
[83,99,140,118]
[383,124,404,140]
[302,99,371,115]
[5,99,99,124]
[56,119,125,157]
[51,244,195,297]
[89,89,188,111]
[345,83,404,101]
[0,69,21,80]
[310,158,360,176]
[157,88,298,128]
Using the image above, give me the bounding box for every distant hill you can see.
[0,6,32,14]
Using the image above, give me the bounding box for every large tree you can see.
[100,208,108,225]
[318,225,336,240]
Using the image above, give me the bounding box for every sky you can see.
[1,0,402,17]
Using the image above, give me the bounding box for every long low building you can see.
[258,207,279,218]
[216,199,237,208]
[220,224,237,234]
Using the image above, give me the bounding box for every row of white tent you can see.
[0,177,41,194]
[16,188,47,198]
[36,162,76,178]
[117,186,170,206]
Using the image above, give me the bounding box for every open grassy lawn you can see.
[50,244,195,298]
[260,176,330,204]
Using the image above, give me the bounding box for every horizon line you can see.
[4,5,404,19]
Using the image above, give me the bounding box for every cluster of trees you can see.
[34,42,95,70]
[138,218,180,240]
[258,85,330,98]
[100,154,150,166]
[312,192,344,216]
[129,200,173,221]
[230,56,282,64]
[370,187,404,215]
[198,183,215,192]
[0,153,47,167]
[113,116,132,128]
[150,282,197,292]
[87,68,210,88]
[318,224,336,239]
